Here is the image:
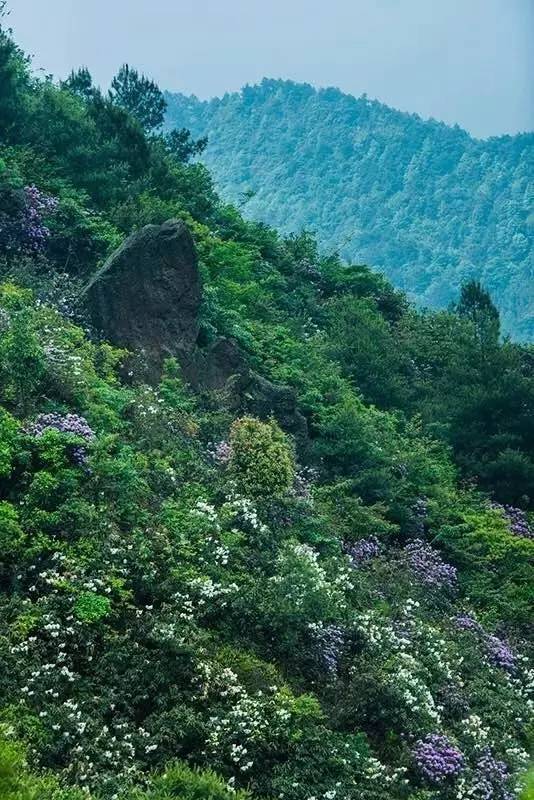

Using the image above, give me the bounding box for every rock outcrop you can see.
[83,219,201,380]
[181,336,308,441]
[84,219,308,441]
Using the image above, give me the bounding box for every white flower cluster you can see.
[203,666,291,774]
[355,607,444,724]
[271,543,353,613]
[363,756,408,787]
[223,495,269,534]
[188,576,239,607]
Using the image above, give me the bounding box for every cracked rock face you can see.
[84,219,201,378]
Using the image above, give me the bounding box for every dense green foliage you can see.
[165,80,534,340]
[0,16,533,800]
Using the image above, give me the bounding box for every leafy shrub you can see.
[228,416,295,500]
[0,406,18,477]
[0,501,24,560]
[73,593,111,623]
[138,760,252,799]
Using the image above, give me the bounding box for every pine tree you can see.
[109,64,166,132]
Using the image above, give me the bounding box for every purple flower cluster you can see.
[454,614,483,633]
[485,635,516,673]
[492,502,533,539]
[28,413,94,466]
[345,535,380,566]
[471,750,513,800]
[454,615,516,673]
[23,185,58,251]
[412,733,464,783]
[207,440,232,466]
[404,539,457,589]
[0,185,58,254]
[309,623,345,675]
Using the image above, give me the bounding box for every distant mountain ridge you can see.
[165,79,533,339]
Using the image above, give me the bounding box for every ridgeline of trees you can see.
[165,80,534,340]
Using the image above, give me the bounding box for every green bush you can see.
[0,733,85,799]
[138,761,252,800]
[0,406,18,478]
[73,592,111,623]
[0,501,24,559]
[228,416,295,500]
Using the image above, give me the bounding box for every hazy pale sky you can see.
[6,0,534,138]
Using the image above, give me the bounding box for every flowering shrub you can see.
[292,465,319,502]
[308,621,346,675]
[28,412,94,441]
[454,614,483,633]
[454,615,517,673]
[345,535,380,565]
[208,439,233,465]
[412,733,464,783]
[470,750,512,799]
[484,635,516,673]
[270,542,354,619]
[0,185,58,254]
[202,667,295,775]
[492,502,533,539]
[27,412,94,465]
[404,538,457,589]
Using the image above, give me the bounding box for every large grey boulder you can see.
[83,219,201,378]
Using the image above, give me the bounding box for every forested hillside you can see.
[0,15,533,800]
[165,80,534,340]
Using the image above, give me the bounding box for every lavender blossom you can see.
[412,733,464,783]
[208,440,232,466]
[28,413,94,465]
[309,622,346,676]
[485,635,516,673]
[454,615,516,673]
[345,535,380,566]
[404,539,457,589]
[471,749,513,800]
[0,185,58,254]
[454,614,483,633]
[492,502,533,540]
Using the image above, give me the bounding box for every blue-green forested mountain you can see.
[165,80,534,339]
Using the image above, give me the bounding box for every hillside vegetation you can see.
[165,80,534,340]
[0,16,533,800]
